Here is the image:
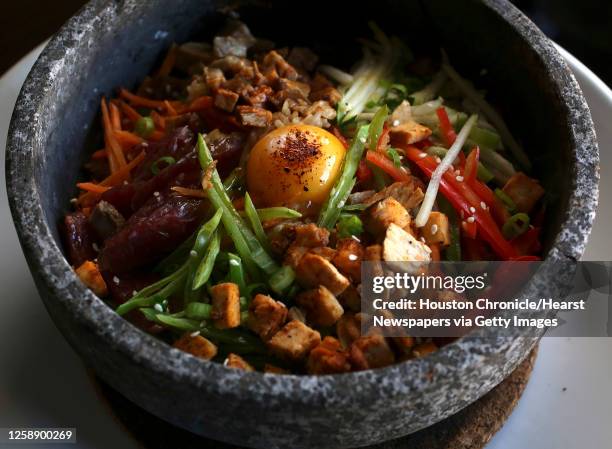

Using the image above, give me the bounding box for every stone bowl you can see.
[5,0,598,448]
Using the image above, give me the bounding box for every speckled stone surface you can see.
[4,1,599,448]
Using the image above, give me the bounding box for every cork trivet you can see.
[93,346,538,449]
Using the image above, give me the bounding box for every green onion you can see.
[244,192,270,252]
[227,252,248,294]
[387,148,402,168]
[155,232,196,275]
[318,125,369,229]
[367,105,389,151]
[468,126,501,151]
[193,231,221,290]
[185,302,212,320]
[223,167,244,192]
[255,207,302,221]
[134,116,155,138]
[495,188,517,212]
[151,156,176,175]
[269,265,296,295]
[343,203,368,212]
[337,214,364,238]
[502,213,530,239]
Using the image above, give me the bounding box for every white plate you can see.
[1,43,611,449]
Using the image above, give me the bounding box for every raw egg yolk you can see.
[246,125,346,210]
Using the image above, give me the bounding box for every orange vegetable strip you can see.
[76,182,111,194]
[100,151,145,187]
[119,88,182,111]
[164,100,178,116]
[101,98,128,172]
[110,102,122,131]
[118,100,142,122]
[149,130,166,141]
[92,149,108,160]
[156,44,177,77]
[178,95,213,114]
[151,110,166,130]
[114,130,144,148]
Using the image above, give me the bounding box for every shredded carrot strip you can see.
[178,95,213,113]
[77,182,111,194]
[149,130,166,141]
[151,110,166,130]
[171,186,207,198]
[115,130,144,148]
[118,100,142,122]
[157,44,177,77]
[119,88,182,112]
[164,100,178,116]
[110,102,122,131]
[92,149,108,160]
[101,98,128,173]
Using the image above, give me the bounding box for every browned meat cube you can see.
[278,78,311,100]
[225,353,254,371]
[89,200,125,240]
[296,285,344,327]
[204,67,226,90]
[383,223,432,262]
[307,337,351,374]
[75,260,108,297]
[349,335,395,370]
[174,332,218,360]
[389,120,432,146]
[364,244,383,261]
[332,238,364,282]
[310,86,342,105]
[236,105,273,127]
[295,253,350,296]
[263,50,298,80]
[338,284,361,312]
[364,197,412,236]
[214,88,239,112]
[243,84,273,107]
[210,282,241,329]
[423,211,451,246]
[267,320,321,361]
[364,181,425,212]
[294,223,330,247]
[309,246,336,260]
[247,294,288,341]
[336,313,362,347]
[284,246,309,269]
[502,172,545,213]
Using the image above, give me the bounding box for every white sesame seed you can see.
[190,330,201,338]
[430,224,438,235]
[481,201,487,210]
[418,153,427,159]
[467,216,475,223]
[112,276,120,285]
[141,142,149,147]
[359,137,366,144]
[153,191,160,197]
[348,254,358,261]
[70,198,78,205]
[435,157,442,164]
[455,169,461,175]
[154,303,163,312]
[132,290,138,296]
[351,235,361,243]
[223,358,230,366]
[392,120,400,127]
[420,237,426,243]
[92,243,100,252]
[469,206,476,213]
[123,180,128,185]
[456,175,464,182]
[321,137,330,145]
[190,250,198,257]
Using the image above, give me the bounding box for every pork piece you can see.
[293,223,330,247]
[236,105,272,127]
[214,88,240,112]
[383,223,432,263]
[332,238,364,282]
[336,313,362,348]
[262,50,298,81]
[211,55,251,76]
[307,336,351,374]
[247,294,288,340]
[243,84,273,107]
[62,211,97,266]
[349,335,395,370]
[364,197,412,236]
[267,320,321,361]
[210,282,241,329]
[213,20,256,59]
[389,121,432,146]
[278,78,311,101]
[364,181,425,212]
[88,200,125,240]
[99,192,205,273]
[267,221,298,256]
[75,260,107,297]
[204,67,226,90]
[295,253,350,296]
[296,285,344,327]
[422,211,450,246]
[502,172,545,213]
[309,73,342,106]
[174,333,218,360]
[364,244,383,261]
[225,353,254,371]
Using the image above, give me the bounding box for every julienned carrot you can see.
[119,88,182,112]
[118,100,142,123]
[164,100,178,116]
[178,95,213,114]
[157,44,177,77]
[149,130,166,141]
[109,102,122,131]
[92,149,107,160]
[115,130,144,148]
[77,182,111,194]
[151,111,166,130]
[101,98,128,172]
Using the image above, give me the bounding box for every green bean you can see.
[255,207,302,221]
[269,265,296,295]
[318,125,369,229]
[192,209,223,256]
[193,231,221,290]
[244,192,270,252]
[228,252,248,294]
[367,105,388,150]
[343,203,368,212]
[156,314,200,331]
[185,302,212,320]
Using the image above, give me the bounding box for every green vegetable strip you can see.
[367,105,389,150]
[255,207,302,221]
[244,192,270,252]
[502,213,530,239]
[318,125,370,229]
[337,214,364,238]
[193,231,221,290]
[227,253,248,295]
[185,302,212,320]
[269,265,296,295]
[155,231,196,275]
[151,156,176,175]
[495,188,517,212]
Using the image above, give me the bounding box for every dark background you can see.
[1,0,611,84]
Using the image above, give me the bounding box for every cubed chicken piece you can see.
[278,78,311,100]
[75,260,108,296]
[349,334,395,370]
[332,238,364,282]
[364,197,412,236]
[296,285,344,327]
[412,341,438,358]
[264,363,289,374]
[390,100,412,126]
[310,86,342,105]
[236,105,273,127]
[210,282,241,329]
[204,67,226,90]
[214,88,239,112]
[336,313,362,348]
[383,223,432,262]
[309,246,336,260]
[389,120,432,146]
[288,306,307,323]
[293,223,330,247]
[364,244,383,261]
[423,211,451,246]
[295,253,350,296]
[284,246,309,269]
[262,50,298,81]
[243,84,273,107]
[364,181,425,212]
[502,172,545,213]
[267,320,321,361]
[225,353,254,371]
[247,294,288,340]
[307,336,351,374]
[173,332,218,360]
[338,284,361,312]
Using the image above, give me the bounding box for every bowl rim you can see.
[5,0,599,404]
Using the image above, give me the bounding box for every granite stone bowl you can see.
[5,0,598,448]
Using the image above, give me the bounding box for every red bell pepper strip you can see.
[404,146,518,259]
[436,107,457,147]
[356,160,373,184]
[511,227,542,256]
[464,147,479,184]
[376,125,391,153]
[461,220,478,239]
[366,150,412,183]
